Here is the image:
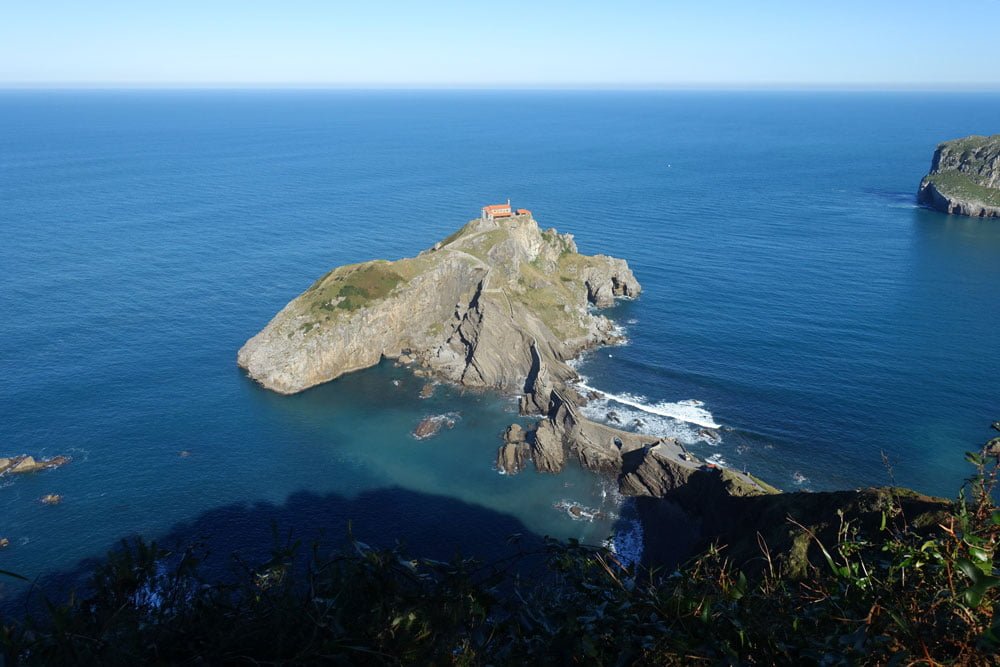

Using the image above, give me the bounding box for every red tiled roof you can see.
[483,204,511,212]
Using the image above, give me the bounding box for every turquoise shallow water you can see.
[2,91,1000,600]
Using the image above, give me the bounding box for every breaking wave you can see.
[575,382,720,429]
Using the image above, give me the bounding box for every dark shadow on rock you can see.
[1,486,549,616]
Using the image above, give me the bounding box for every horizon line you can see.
[2,82,1000,93]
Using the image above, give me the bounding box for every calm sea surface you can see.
[2,91,1000,597]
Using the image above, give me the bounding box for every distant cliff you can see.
[918,134,1000,218]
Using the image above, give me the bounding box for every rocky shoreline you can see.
[238,212,773,505]
[238,210,950,570]
[918,134,1000,218]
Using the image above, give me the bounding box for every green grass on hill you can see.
[927,171,1000,207]
[303,262,404,315]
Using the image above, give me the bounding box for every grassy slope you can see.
[927,171,1000,207]
[929,135,1000,207]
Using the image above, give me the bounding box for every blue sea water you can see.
[2,90,1000,599]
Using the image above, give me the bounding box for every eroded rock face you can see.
[918,135,1000,218]
[619,444,698,497]
[238,214,641,395]
[496,441,531,475]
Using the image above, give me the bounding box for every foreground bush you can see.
[4,425,1000,665]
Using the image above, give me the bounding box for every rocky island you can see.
[918,134,1000,218]
[239,206,772,503]
[239,205,952,572]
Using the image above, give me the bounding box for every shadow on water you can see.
[1,481,697,620]
[1,483,700,619]
[0,485,559,616]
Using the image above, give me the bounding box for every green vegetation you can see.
[303,262,404,318]
[511,263,587,341]
[5,425,1000,664]
[927,171,1000,207]
[942,134,1000,156]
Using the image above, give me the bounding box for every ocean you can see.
[2,90,999,600]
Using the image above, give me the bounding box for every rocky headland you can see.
[238,211,764,497]
[239,210,949,571]
[918,134,1000,218]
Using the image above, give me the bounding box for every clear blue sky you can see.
[2,0,998,88]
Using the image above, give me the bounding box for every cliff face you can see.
[918,134,1000,218]
[238,214,640,395]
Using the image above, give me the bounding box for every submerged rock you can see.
[413,418,442,440]
[918,134,1000,218]
[412,414,458,440]
[0,537,9,549]
[40,494,62,505]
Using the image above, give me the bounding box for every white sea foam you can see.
[705,453,728,468]
[411,412,461,440]
[578,396,709,446]
[554,500,616,523]
[576,383,721,429]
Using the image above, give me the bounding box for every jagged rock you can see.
[11,456,39,473]
[503,423,526,443]
[518,343,554,416]
[606,411,621,423]
[583,257,641,307]
[418,383,435,399]
[413,417,443,440]
[412,414,457,440]
[238,213,640,395]
[496,441,531,475]
[530,420,566,473]
[918,135,1000,218]
[619,444,699,497]
[40,494,62,505]
[1,455,69,476]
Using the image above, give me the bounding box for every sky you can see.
[1,0,999,89]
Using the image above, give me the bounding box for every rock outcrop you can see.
[918,134,1000,218]
[240,210,779,510]
[412,414,457,440]
[238,213,640,395]
[496,424,531,475]
[0,455,69,477]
